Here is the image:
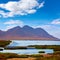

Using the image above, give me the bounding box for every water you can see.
[1,40,60,54]
[8,40,60,47]
[0,49,53,54]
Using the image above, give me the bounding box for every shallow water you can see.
[0,49,53,54]
[8,40,60,47]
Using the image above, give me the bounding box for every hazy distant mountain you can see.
[0,30,6,39]
[0,25,58,40]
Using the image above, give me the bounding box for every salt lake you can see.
[0,40,60,54]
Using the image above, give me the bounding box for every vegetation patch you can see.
[28,45,60,51]
[0,40,11,47]
[5,46,27,50]
[38,51,45,53]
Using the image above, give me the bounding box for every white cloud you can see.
[5,25,17,30]
[51,18,60,24]
[34,25,51,29]
[0,10,9,17]
[0,0,45,17]
[38,1,45,8]
[4,20,23,25]
[4,20,24,30]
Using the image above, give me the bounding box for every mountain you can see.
[0,30,6,40]
[0,25,59,40]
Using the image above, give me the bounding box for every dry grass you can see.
[7,58,35,60]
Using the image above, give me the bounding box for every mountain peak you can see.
[23,25,31,27]
[14,26,21,29]
[7,26,21,32]
[11,26,21,30]
[23,25,33,29]
[0,25,59,40]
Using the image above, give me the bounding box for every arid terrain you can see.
[7,58,35,60]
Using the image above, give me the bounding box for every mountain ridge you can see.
[0,25,59,40]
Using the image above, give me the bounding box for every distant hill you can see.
[0,25,59,40]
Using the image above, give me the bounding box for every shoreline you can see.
[10,39,60,41]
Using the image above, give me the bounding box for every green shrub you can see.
[38,51,45,53]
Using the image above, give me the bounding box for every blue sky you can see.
[0,0,60,38]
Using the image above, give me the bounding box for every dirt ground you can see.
[7,58,36,60]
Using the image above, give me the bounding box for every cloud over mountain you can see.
[4,20,24,30]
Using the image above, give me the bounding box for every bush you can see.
[38,51,45,53]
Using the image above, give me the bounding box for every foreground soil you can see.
[7,58,35,60]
